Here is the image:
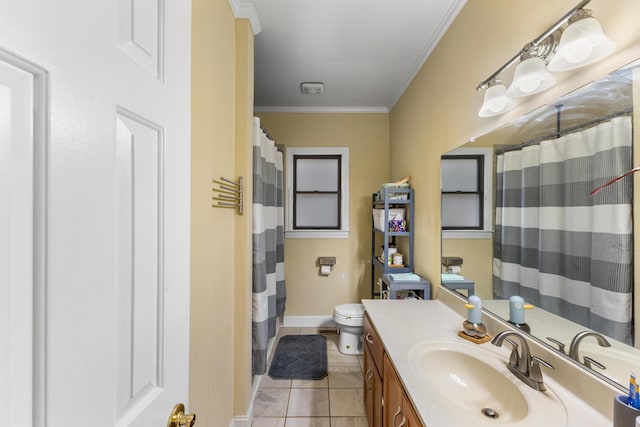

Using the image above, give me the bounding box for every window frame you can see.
[292,154,342,230]
[285,147,350,239]
[441,147,493,239]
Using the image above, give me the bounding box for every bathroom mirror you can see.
[441,58,639,391]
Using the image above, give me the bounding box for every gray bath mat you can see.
[268,334,328,380]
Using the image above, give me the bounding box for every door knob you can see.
[167,403,196,427]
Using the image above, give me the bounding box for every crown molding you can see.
[253,106,389,114]
[388,0,467,110]
[227,0,262,35]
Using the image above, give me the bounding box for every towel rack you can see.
[212,176,243,215]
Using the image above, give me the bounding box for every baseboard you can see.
[283,315,335,328]
[230,413,250,427]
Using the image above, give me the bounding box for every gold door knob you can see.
[167,403,196,427]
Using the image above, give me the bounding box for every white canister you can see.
[392,253,403,266]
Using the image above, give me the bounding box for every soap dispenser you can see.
[508,296,533,333]
[461,295,487,340]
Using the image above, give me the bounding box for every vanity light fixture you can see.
[478,78,516,117]
[507,40,557,98]
[547,9,615,72]
[477,0,614,117]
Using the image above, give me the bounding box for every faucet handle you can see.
[504,338,520,368]
[583,356,606,371]
[546,337,566,355]
[530,355,554,386]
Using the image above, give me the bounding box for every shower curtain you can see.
[493,116,633,344]
[252,117,286,375]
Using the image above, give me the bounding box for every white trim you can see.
[254,106,389,114]
[442,230,493,240]
[441,146,493,233]
[283,315,335,328]
[227,0,262,35]
[285,230,349,239]
[285,147,350,238]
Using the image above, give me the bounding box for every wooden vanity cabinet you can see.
[364,345,383,427]
[363,313,384,427]
[383,354,422,427]
[364,312,423,427]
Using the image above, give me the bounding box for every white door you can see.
[0,1,192,426]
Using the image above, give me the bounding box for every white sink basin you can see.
[408,340,568,426]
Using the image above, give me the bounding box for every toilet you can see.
[333,303,365,355]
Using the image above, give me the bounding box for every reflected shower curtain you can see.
[252,117,286,375]
[493,116,633,344]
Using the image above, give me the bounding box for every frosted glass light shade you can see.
[507,57,556,97]
[548,17,615,72]
[478,84,516,117]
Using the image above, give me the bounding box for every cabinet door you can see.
[364,348,383,427]
[384,354,424,427]
[401,397,422,427]
[383,354,404,427]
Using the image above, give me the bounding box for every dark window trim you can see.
[441,155,484,230]
[292,154,342,230]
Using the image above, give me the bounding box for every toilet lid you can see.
[335,303,365,317]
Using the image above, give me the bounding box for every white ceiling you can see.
[233,0,467,112]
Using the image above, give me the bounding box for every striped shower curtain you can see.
[252,117,286,375]
[493,116,633,344]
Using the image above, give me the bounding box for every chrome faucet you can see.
[491,330,553,391]
[568,330,611,365]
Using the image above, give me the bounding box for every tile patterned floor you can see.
[252,327,367,427]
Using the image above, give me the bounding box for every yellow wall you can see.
[233,19,255,417]
[256,113,390,314]
[390,0,640,295]
[441,239,493,299]
[190,1,254,425]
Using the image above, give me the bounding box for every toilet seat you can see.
[334,303,364,320]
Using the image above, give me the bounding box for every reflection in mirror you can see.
[441,59,640,391]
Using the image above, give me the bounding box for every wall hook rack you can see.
[212,176,243,215]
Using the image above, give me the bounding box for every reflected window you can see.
[441,155,483,229]
[441,147,493,236]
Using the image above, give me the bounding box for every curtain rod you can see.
[260,126,285,152]
[495,108,632,155]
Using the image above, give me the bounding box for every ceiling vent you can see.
[300,82,324,95]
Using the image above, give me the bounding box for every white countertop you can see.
[362,298,612,427]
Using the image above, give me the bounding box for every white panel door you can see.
[0,1,192,426]
[0,55,36,427]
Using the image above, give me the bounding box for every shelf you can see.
[372,256,411,273]
[371,188,415,298]
[373,229,410,237]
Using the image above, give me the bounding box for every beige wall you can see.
[257,113,390,315]
[441,239,493,298]
[390,0,640,295]
[190,1,254,425]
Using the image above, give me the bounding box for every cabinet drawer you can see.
[363,313,384,374]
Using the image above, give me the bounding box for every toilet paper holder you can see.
[317,257,336,276]
[317,257,336,267]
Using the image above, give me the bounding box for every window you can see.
[441,147,492,238]
[285,147,349,238]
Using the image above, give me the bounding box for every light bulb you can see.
[564,44,593,64]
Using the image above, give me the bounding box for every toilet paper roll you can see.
[320,265,331,276]
[636,415,640,427]
[448,265,461,274]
